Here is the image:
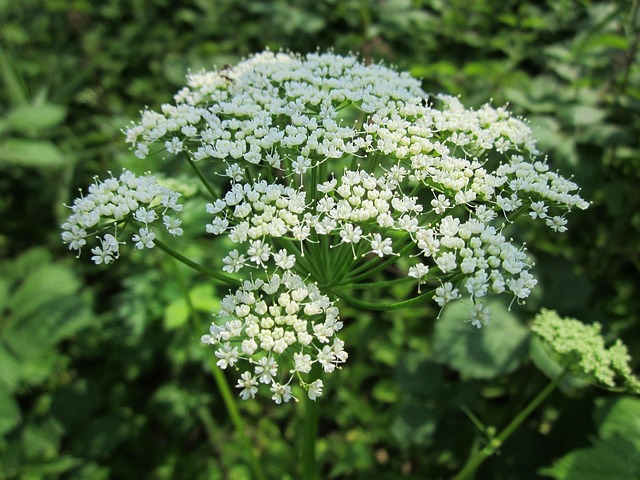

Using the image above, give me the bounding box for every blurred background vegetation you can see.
[1,0,639,478]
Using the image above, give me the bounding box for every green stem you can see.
[168,257,266,480]
[154,238,240,287]
[339,275,417,290]
[453,373,564,480]
[343,240,414,284]
[210,363,267,480]
[301,394,320,480]
[186,156,218,199]
[331,287,435,311]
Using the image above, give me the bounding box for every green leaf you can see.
[432,299,529,379]
[70,415,131,458]
[0,277,9,314]
[0,388,21,435]
[539,436,640,480]
[0,138,68,168]
[8,264,80,323]
[390,398,437,447]
[594,396,640,449]
[0,44,28,106]
[189,283,219,312]
[164,298,189,330]
[0,342,22,391]
[4,103,67,134]
[561,105,607,127]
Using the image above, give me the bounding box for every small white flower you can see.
[369,233,393,257]
[222,249,246,273]
[255,356,278,384]
[270,382,293,404]
[132,227,156,250]
[307,379,324,400]
[215,343,239,369]
[236,371,258,400]
[163,215,183,236]
[468,302,491,328]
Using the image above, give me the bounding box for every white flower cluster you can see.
[61,170,184,264]
[201,272,346,402]
[65,51,588,402]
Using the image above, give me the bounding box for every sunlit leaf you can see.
[0,388,21,435]
[539,436,640,480]
[594,396,640,449]
[5,103,67,133]
[432,299,529,379]
[0,138,67,168]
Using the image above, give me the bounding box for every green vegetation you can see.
[1,1,639,478]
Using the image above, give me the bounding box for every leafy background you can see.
[1,0,639,478]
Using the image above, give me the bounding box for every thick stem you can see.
[210,364,267,480]
[168,257,266,480]
[301,394,320,480]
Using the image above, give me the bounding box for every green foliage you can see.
[540,396,640,479]
[433,299,530,379]
[1,0,639,478]
[0,248,96,476]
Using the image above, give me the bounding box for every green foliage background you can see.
[1,0,639,478]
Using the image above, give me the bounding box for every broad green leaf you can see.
[390,399,437,447]
[594,396,640,449]
[0,138,67,168]
[189,283,219,312]
[5,103,67,133]
[580,33,630,52]
[51,378,103,433]
[21,417,64,459]
[0,277,9,313]
[561,105,607,127]
[70,415,131,458]
[0,342,22,391]
[539,436,640,480]
[432,299,529,379]
[0,388,21,435]
[164,298,189,330]
[8,264,80,322]
[12,456,83,476]
[0,44,28,106]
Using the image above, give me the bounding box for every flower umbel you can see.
[532,309,640,393]
[64,51,588,402]
[61,170,183,262]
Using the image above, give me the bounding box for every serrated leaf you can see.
[539,436,640,480]
[594,396,640,449]
[0,138,67,167]
[0,388,21,435]
[5,103,66,133]
[432,299,529,379]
